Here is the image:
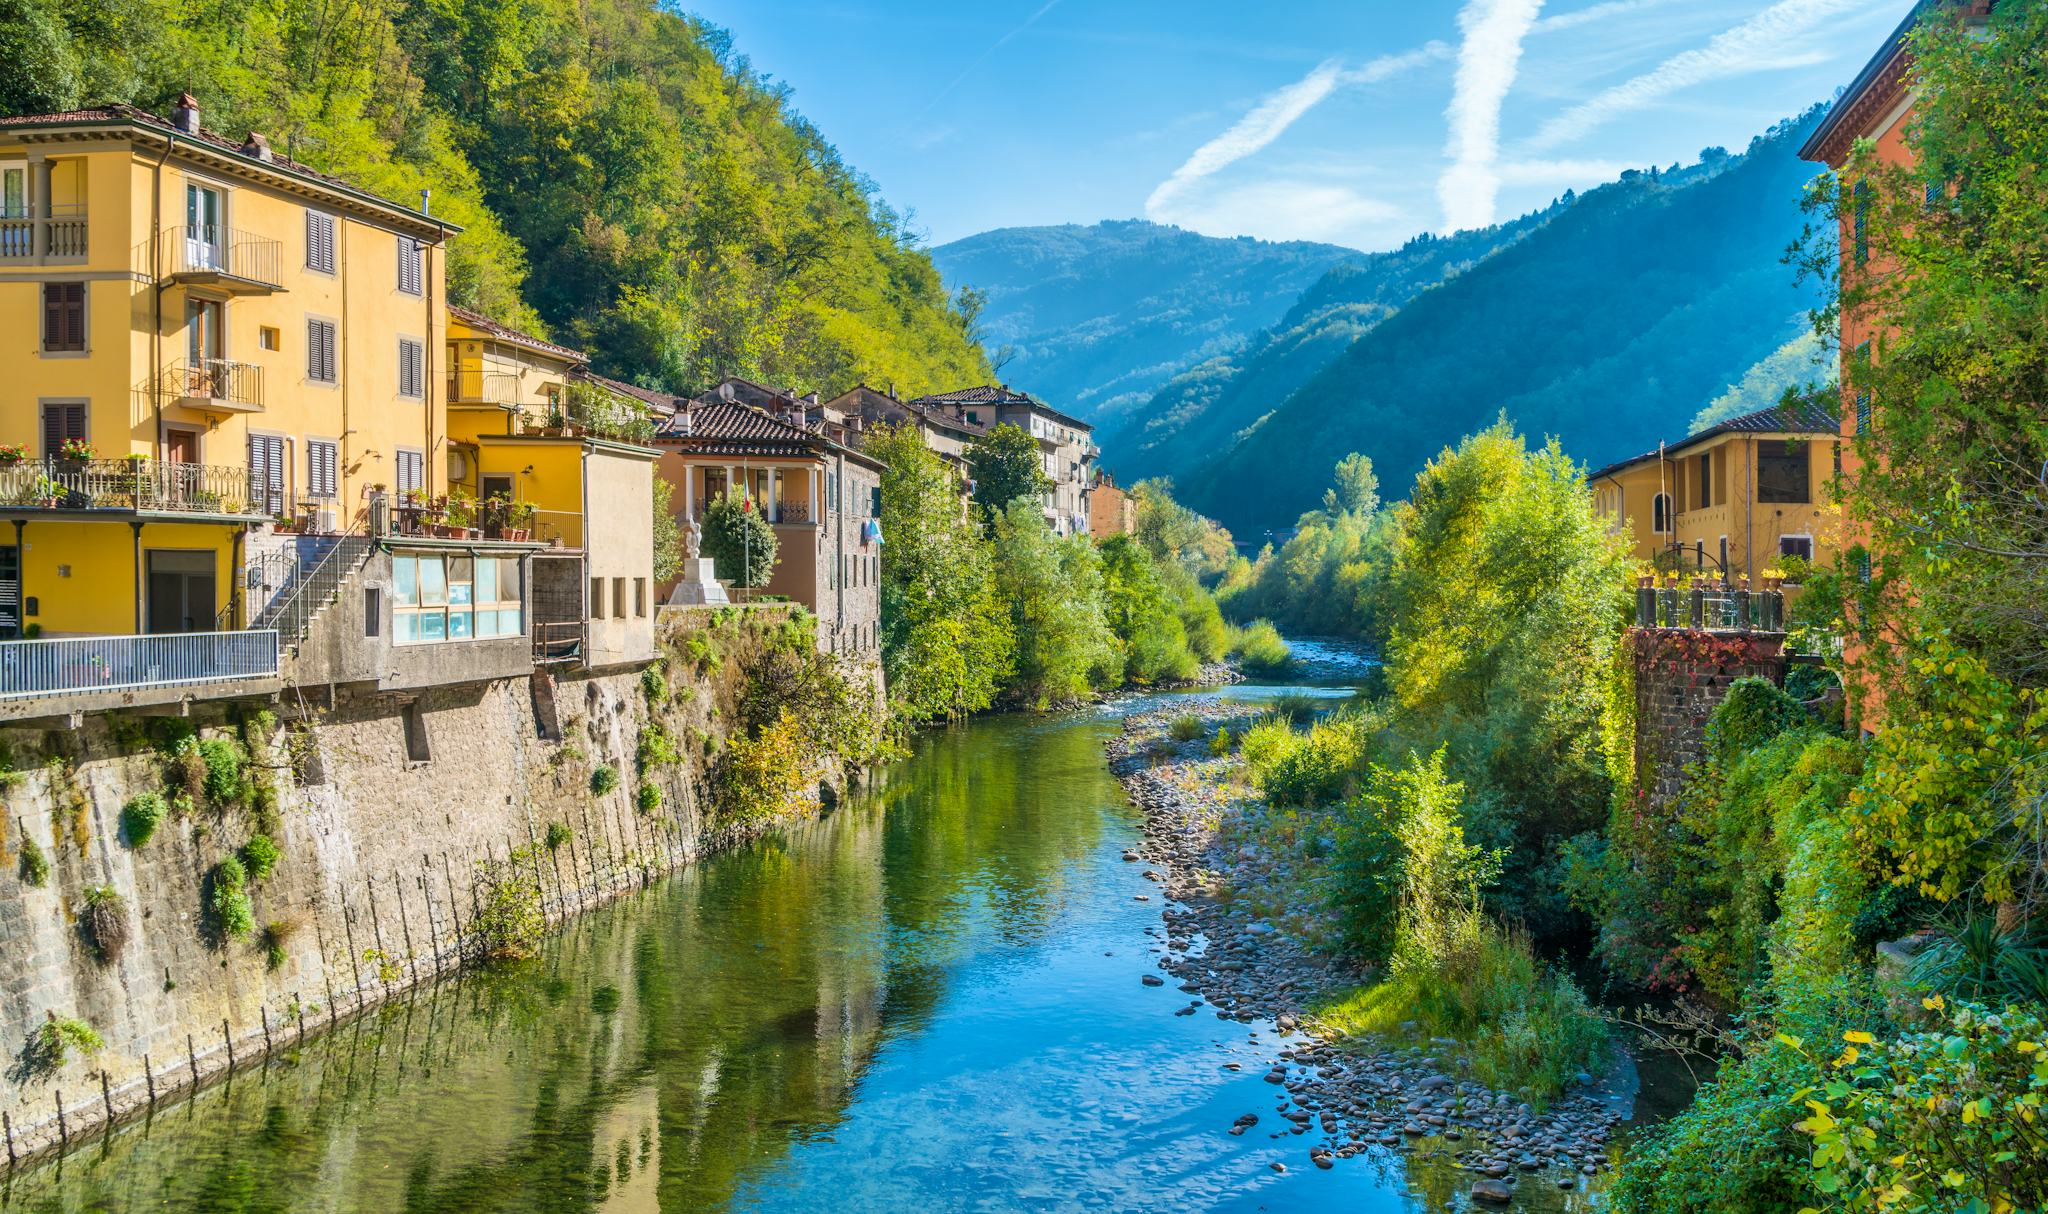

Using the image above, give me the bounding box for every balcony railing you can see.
[171,358,265,411]
[0,206,87,261]
[1635,583,1786,633]
[0,458,262,515]
[166,224,283,291]
[0,630,279,701]
[448,369,523,406]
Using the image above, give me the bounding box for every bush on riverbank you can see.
[1229,620,1292,677]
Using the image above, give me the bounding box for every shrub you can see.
[1266,690,1322,723]
[1905,914,2048,1006]
[1608,1036,1821,1213]
[635,780,662,814]
[473,847,545,961]
[1167,713,1204,743]
[639,664,669,705]
[544,821,572,851]
[120,792,168,848]
[1785,997,2048,1214]
[701,487,778,587]
[196,736,245,807]
[19,835,48,887]
[1208,726,1233,757]
[1248,714,1369,808]
[208,855,255,940]
[262,919,299,971]
[636,724,681,771]
[30,1014,104,1073]
[590,765,619,796]
[81,886,129,965]
[1231,620,1292,676]
[1705,676,1802,764]
[239,833,282,883]
[713,708,807,821]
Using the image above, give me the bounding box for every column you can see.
[808,466,818,523]
[683,465,695,523]
[28,155,50,265]
[767,467,780,523]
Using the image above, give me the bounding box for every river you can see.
[2,659,1608,1213]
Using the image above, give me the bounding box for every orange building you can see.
[1798,0,1999,728]
[1088,471,1136,537]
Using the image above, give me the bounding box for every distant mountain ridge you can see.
[929,220,1359,423]
[1150,110,1828,536]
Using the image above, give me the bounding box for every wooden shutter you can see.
[399,338,422,397]
[308,319,337,384]
[42,283,83,352]
[397,237,421,295]
[396,449,423,494]
[306,212,336,273]
[249,434,286,514]
[309,440,337,498]
[41,402,84,457]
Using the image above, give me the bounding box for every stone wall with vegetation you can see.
[0,603,881,1164]
[1629,628,1787,815]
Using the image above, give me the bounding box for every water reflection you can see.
[3,703,1604,1213]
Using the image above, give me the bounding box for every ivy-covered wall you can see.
[1631,628,1789,816]
[0,604,880,1165]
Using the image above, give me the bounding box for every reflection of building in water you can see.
[593,1081,662,1213]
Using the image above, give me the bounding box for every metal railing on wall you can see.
[0,458,262,515]
[0,630,279,701]
[1635,583,1785,633]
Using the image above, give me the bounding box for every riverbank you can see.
[1108,698,1626,1202]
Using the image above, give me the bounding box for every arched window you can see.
[1651,492,1673,534]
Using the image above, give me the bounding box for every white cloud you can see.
[1158,180,1407,245]
[1529,0,1878,149]
[1532,0,1678,35]
[1439,0,1547,234]
[1144,44,1448,220]
[1492,157,1630,183]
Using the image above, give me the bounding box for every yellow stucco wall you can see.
[1591,432,1842,583]
[13,520,237,637]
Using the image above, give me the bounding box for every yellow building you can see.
[442,308,662,670]
[1588,403,1843,582]
[0,96,454,640]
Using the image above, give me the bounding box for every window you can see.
[307,317,337,384]
[481,474,513,501]
[308,439,338,500]
[612,577,626,619]
[259,326,280,351]
[42,283,84,352]
[306,211,336,274]
[1651,492,1673,535]
[1756,440,1811,503]
[392,553,521,644]
[40,401,86,458]
[590,577,604,617]
[828,470,840,513]
[395,448,424,495]
[870,484,882,517]
[364,587,381,637]
[398,337,424,398]
[1855,391,1872,435]
[1696,452,1712,509]
[1779,535,1814,562]
[1851,181,1871,267]
[634,578,647,617]
[249,433,287,516]
[396,236,423,296]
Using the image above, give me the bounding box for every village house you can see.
[0,96,656,722]
[651,379,883,659]
[909,385,1095,535]
[1588,402,1843,583]
[1088,470,1137,537]
[821,383,985,476]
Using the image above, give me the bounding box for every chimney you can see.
[674,401,694,438]
[172,93,200,134]
[240,131,273,162]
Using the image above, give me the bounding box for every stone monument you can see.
[666,516,730,605]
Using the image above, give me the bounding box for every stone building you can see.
[910,385,1095,535]
[1088,471,1137,537]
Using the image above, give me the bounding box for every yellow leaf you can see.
[1963,1102,1978,1124]
[1844,1030,1875,1045]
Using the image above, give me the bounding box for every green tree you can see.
[990,499,1119,707]
[867,424,1015,723]
[651,476,682,585]
[966,423,1052,527]
[701,487,776,588]
[1096,534,1198,684]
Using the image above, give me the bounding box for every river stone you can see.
[1141,974,1164,986]
[1471,1179,1516,1204]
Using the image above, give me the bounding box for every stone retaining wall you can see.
[0,604,850,1166]
[1630,627,1787,814]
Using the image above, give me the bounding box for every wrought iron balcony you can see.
[164,223,283,292]
[0,205,87,262]
[0,630,279,702]
[0,457,262,516]
[171,358,265,413]
[448,369,523,406]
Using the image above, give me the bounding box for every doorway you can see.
[185,183,223,269]
[147,550,216,634]
[186,297,223,393]
[0,546,18,637]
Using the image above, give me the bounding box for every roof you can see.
[449,305,587,365]
[1588,402,1842,483]
[1798,1,1996,165]
[655,400,885,470]
[573,369,680,415]
[827,385,988,438]
[0,102,457,234]
[910,384,1093,433]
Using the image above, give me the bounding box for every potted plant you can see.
[29,473,60,508]
[0,443,26,467]
[505,498,536,542]
[444,490,478,538]
[57,438,96,469]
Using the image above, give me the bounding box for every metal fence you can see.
[171,223,283,288]
[171,357,264,408]
[1635,585,1785,632]
[0,457,261,515]
[0,630,279,701]
[253,536,375,646]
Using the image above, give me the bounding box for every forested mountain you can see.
[0,0,991,396]
[1160,112,1826,536]
[930,221,1356,422]
[1103,209,1558,483]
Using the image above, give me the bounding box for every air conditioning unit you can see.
[447,450,471,481]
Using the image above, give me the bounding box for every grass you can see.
[1168,713,1205,742]
[1267,690,1324,724]
[1231,620,1294,677]
[1311,924,1608,1107]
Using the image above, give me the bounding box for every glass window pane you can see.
[449,608,473,639]
[497,558,520,603]
[420,610,446,641]
[393,557,418,607]
[450,578,473,607]
[473,557,497,603]
[419,556,447,606]
[395,611,418,644]
[502,606,521,636]
[448,556,473,587]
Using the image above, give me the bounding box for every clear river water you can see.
[3,664,1611,1213]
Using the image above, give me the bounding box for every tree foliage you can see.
[989,499,1120,708]
[965,423,1052,528]
[701,487,776,588]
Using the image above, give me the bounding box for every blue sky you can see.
[682,0,1916,251]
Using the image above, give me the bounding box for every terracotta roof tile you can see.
[1588,401,1841,482]
[450,305,586,364]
